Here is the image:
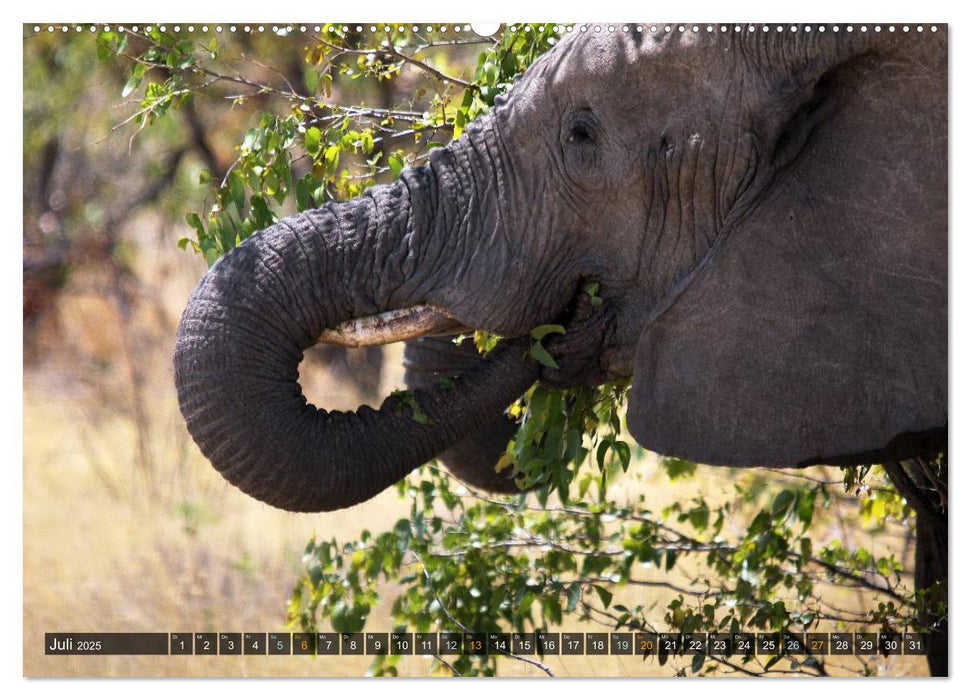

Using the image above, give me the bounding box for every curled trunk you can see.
[404,335,523,493]
[175,170,537,512]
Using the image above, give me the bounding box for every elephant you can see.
[174,24,946,671]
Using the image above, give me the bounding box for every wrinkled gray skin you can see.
[176,28,945,512]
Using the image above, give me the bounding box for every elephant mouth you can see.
[317,304,472,348]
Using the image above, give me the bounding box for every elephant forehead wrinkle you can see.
[634,130,729,310]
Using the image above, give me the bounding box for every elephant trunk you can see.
[404,335,523,493]
[174,164,537,512]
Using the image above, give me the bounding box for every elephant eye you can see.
[565,110,598,147]
[569,122,594,144]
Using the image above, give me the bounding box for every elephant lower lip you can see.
[317,304,471,347]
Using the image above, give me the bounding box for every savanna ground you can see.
[22,23,931,677]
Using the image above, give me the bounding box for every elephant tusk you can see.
[317,304,470,348]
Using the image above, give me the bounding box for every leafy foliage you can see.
[101,23,946,676]
[98,23,562,266]
[289,459,939,676]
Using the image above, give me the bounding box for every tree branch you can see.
[315,37,473,89]
[883,461,945,527]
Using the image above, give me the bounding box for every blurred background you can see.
[22,23,930,677]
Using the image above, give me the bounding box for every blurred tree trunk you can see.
[885,457,947,677]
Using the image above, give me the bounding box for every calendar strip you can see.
[45,631,928,656]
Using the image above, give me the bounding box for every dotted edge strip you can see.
[30,23,942,36]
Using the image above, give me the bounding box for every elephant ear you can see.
[627,43,947,468]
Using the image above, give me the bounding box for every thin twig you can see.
[433,654,460,676]
[315,37,472,89]
[708,655,763,677]
[501,649,555,677]
[383,39,473,89]
[100,83,213,148]
[414,37,497,51]
[756,467,845,486]
[562,577,707,598]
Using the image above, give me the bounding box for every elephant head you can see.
[175,25,947,512]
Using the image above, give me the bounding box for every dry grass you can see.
[22,216,928,677]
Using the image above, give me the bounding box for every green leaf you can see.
[796,489,816,527]
[304,126,322,156]
[96,31,127,61]
[228,171,246,215]
[185,212,205,238]
[331,599,369,633]
[473,330,501,355]
[772,490,796,517]
[323,145,341,175]
[482,61,499,84]
[614,441,631,472]
[248,195,276,228]
[437,376,455,390]
[529,324,565,341]
[530,342,559,369]
[691,652,705,674]
[360,131,374,154]
[304,68,320,95]
[665,549,677,571]
[565,582,582,613]
[122,72,142,98]
[661,457,697,481]
[96,33,113,62]
[687,502,710,531]
[583,281,604,306]
[388,152,405,179]
[295,175,313,212]
[592,585,613,609]
[242,128,260,152]
[596,439,611,472]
